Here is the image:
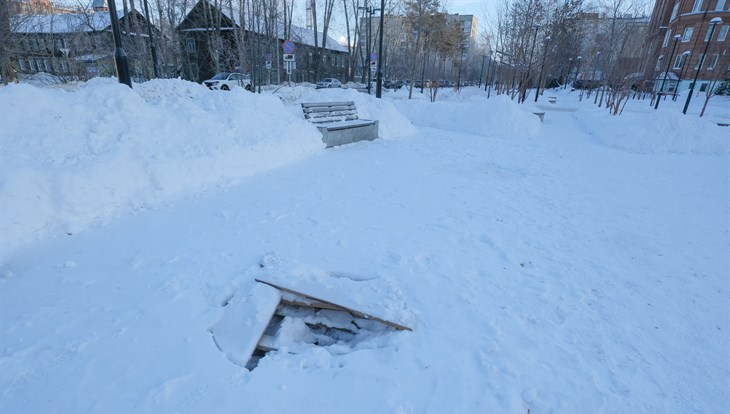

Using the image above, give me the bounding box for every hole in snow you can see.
[209,278,411,371]
[246,295,398,370]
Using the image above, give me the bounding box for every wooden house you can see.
[176,0,350,84]
[10,9,158,81]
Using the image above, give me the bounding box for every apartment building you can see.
[646,0,729,93]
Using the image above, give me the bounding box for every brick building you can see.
[646,0,729,93]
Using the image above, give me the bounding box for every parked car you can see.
[316,78,342,89]
[203,72,252,91]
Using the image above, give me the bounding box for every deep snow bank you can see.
[583,109,730,155]
[393,92,542,138]
[0,78,325,262]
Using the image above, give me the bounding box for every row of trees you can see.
[483,0,654,113]
[0,0,473,86]
[483,0,728,115]
[2,0,727,110]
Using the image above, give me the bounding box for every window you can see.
[670,2,679,20]
[60,61,68,72]
[699,82,707,91]
[185,38,195,53]
[43,58,50,71]
[692,0,703,12]
[36,59,44,72]
[662,29,672,47]
[718,25,729,41]
[705,27,713,41]
[695,53,706,69]
[708,53,719,69]
[682,26,694,42]
[673,53,687,69]
[18,59,26,71]
[29,59,37,71]
[716,0,726,10]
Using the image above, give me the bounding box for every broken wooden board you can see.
[255,278,412,331]
[208,283,281,368]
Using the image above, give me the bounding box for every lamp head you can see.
[709,17,722,25]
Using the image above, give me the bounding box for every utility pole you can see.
[141,0,159,78]
[535,35,551,102]
[107,0,132,87]
[683,17,722,114]
[655,34,681,109]
[375,0,385,98]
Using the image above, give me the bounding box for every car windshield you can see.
[211,72,231,80]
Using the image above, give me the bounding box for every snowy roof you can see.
[11,11,121,33]
[288,25,348,53]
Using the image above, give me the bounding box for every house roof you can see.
[11,10,146,34]
[12,12,114,33]
[90,0,107,9]
[288,25,347,53]
[177,0,347,53]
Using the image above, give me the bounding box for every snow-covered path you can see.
[1,82,728,413]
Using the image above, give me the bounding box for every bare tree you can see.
[700,50,730,117]
[404,0,439,98]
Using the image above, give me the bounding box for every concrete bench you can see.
[301,101,379,148]
[533,111,545,122]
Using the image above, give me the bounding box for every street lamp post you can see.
[563,57,573,89]
[375,0,385,98]
[456,42,466,92]
[522,25,540,102]
[419,30,430,94]
[655,34,682,109]
[141,0,159,78]
[674,51,691,101]
[358,5,379,94]
[683,17,722,114]
[358,5,369,89]
[535,35,551,102]
[485,50,493,97]
[106,0,132,87]
[588,51,600,99]
[478,54,486,88]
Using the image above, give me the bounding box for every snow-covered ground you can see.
[1,78,728,413]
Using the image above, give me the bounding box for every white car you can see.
[316,78,342,89]
[203,72,252,91]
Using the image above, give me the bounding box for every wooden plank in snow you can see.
[255,278,412,332]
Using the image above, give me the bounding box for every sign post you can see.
[368,52,377,94]
[283,40,296,84]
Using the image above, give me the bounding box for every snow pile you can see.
[394,92,542,138]
[584,109,730,155]
[0,78,324,262]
